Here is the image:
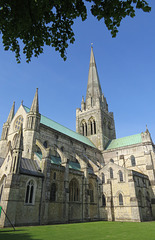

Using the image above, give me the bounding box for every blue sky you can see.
[0,0,155,142]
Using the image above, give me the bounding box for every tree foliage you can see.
[0,0,151,63]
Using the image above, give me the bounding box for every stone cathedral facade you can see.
[0,47,155,227]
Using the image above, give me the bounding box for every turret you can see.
[1,102,15,140]
[26,88,40,131]
[24,88,41,159]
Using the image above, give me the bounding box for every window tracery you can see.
[25,180,35,204]
[69,179,80,202]
[14,115,23,131]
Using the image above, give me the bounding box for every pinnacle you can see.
[6,101,15,123]
[30,88,39,113]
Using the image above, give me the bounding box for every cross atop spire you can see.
[86,47,102,107]
[6,101,15,123]
[30,88,39,113]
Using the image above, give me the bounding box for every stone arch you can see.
[116,191,124,206]
[102,173,105,184]
[36,139,47,159]
[43,140,48,148]
[0,174,6,202]
[80,119,87,136]
[69,178,80,202]
[109,167,113,179]
[118,193,123,205]
[89,182,94,203]
[102,193,106,207]
[88,116,96,135]
[118,170,123,182]
[131,155,136,166]
[25,178,37,205]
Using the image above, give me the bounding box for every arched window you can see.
[82,124,84,136]
[119,193,123,205]
[81,121,87,136]
[118,170,123,182]
[91,121,93,135]
[102,194,106,206]
[131,155,136,166]
[69,179,80,202]
[0,175,6,202]
[94,121,96,134]
[50,183,57,202]
[43,141,48,148]
[110,168,113,179]
[25,180,35,204]
[53,172,56,180]
[89,118,96,135]
[89,183,94,203]
[85,123,87,136]
[102,173,105,184]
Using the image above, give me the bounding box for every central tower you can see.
[76,47,116,150]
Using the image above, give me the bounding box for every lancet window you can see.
[69,179,80,202]
[50,183,57,202]
[81,120,87,136]
[119,193,123,205]
[110,167,113,179]
[131,155,136,166]
[25,180,35,204]
[89,117,96,135]
[118,170,123,182]
[102,194,106,206]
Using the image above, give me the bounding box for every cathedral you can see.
[0,47,155,227]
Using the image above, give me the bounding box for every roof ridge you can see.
[23,105,96,148]
[113,133,141,140]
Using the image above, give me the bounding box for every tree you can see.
[0,0,151,63]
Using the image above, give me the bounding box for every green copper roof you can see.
[105,133,142,150]
[69,161,81,171]
[51,156,61,165]
[24,106,96,148]
[35,152,42,160]
[34,152,81,170]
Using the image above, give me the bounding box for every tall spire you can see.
[30,88,39,113]
[86,46,102,106]
[6,101,15,123]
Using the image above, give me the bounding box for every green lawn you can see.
[0,221,155,240]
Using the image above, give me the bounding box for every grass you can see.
[0,221,155,240]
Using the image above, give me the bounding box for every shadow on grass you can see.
[0,229,40,240]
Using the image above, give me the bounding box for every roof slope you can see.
[105,133,142,150]
[23,106,96,148]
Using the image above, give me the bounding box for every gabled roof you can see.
[105,133,142,150]
[23,106,96,148]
